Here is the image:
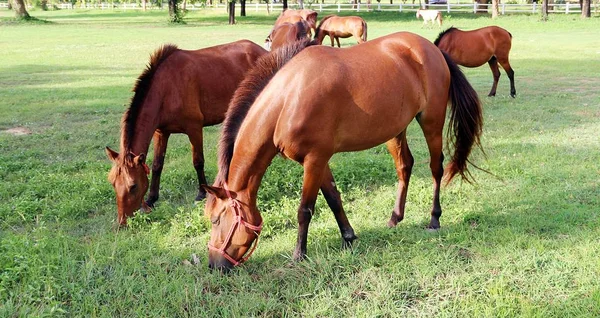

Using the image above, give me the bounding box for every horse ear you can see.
[201,184,230,200]
[133,153,146,165]
[105,147,119,162]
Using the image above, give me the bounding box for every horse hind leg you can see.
[320,165,357,248]
[487,56,502,97]
[385,131,414,227]
[417,114,445,229]
[146,130,170,207]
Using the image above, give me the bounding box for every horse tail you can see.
[361,19,368,42]
[442,50,484,184]
[217,38,317,182]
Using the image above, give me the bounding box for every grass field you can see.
[1,7,600,317]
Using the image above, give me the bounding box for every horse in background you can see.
[264,20,310,51]
[106,40,267,225]
[314,15,367,47]
[416,9,443,28]
[435,26,516,97]
[272,9,318,37]
[203,32,483,270]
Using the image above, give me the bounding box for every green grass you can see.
[1,8,600,317]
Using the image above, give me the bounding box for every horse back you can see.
[153,40,267,127]
[260,33,450,154]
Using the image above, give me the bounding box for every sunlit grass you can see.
[1,8,600,317]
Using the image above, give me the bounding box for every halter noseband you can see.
[207,183,263,267]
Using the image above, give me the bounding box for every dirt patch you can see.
[1,127,32,136]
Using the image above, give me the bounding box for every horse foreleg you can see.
[320,165,357,248]
[294,157,328,261]
[335,36,341,48]
[329,35,335,47]
[187,129,208,201]
[385,131,414,227]
[487,56,501,97]
[418,116,444,230]
[146,130,170,207]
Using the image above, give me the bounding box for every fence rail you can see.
[0,1,597,14]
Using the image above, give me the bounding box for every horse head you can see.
[202,184,262,271]
[106,147,150,225]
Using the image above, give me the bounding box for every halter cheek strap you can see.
[207,183,263,267]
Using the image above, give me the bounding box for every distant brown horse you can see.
[314,15,367,47]
[435,26,516,97]
[105,40,267,225]
[272,9,318,37]
[264,21,309,51]
[202,33,483,270]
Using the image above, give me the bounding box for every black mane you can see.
[434,27,457,46]
[215,38,316,184]
[121,44,179,151]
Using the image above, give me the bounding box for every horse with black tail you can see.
[203,33,484,271]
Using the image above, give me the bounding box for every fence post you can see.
[501,2,505,14]
[532,2,536,13]
[399,3,402,12]
[473,2,476,13]
[357,2,360,11]
[565,2,569,13]
[319,3,322,11]
[338,3,341,12]
[378,2,381,11]
[447,2,450,13]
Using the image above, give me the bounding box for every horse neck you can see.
[119,97,162,157]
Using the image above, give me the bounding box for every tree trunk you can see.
[581,0,591,17]
[491,0,499,18]
[12,0,31,19]
[182,0,187,10]
[240,0,246,16]
[228,1,236,24]
[169,0,182,23]
[142,0,146,11]
[542,0,548,20]
[298,0,304,8]
[283,0,288,10]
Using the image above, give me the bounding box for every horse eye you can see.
[129,184,138,193]
[210,215,220,225]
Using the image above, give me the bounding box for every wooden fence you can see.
[0,1,597,15]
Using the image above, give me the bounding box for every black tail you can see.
[442,51,484,184]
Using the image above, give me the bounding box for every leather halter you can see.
[207,183,263,266]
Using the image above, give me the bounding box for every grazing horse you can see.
[416,9,443,28]
[272,9,318,37]
[264,21,309,51]
[314,15,367,47]
[105,40,267,225]
[435,26,516,97]
[203,32,484,270]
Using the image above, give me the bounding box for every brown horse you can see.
[314,15,367,47]
[105,40,267,225]
[264,21,309,51]
[202,32,484,270]
[435,26,516,97]
[272,9,318,37]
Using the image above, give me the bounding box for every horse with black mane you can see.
[202,32,484,271]
[435,26,516,97]
[106,40,266,225]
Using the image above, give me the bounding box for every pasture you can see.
[1,8,600,317]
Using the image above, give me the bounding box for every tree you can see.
[228,0,235,24]
[241,0,246,16]
[168,0,183,23]
[12,0,31,19]
[581,0,591,18]
[491,0,499,18]
[283,0,288,10]
[542,0,548,20]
